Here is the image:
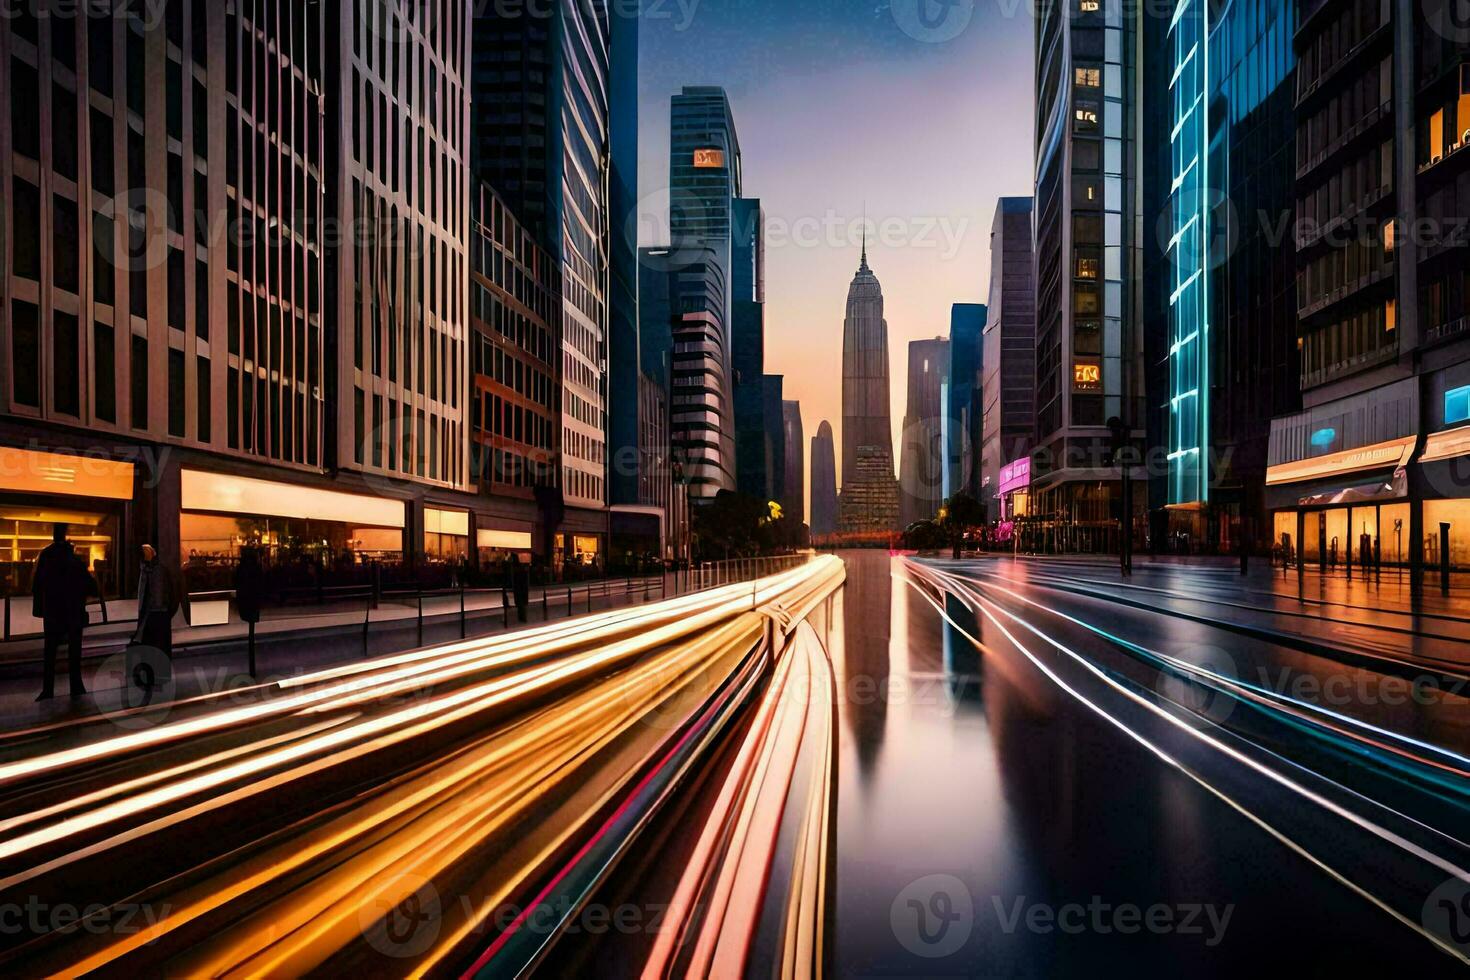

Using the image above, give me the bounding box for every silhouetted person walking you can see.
[33,524,94,700]
[234,547,265,676]
[512,554,530,623]
[134,544,186,659]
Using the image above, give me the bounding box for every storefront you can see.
[0,447,135,597]
[476,528,534,568]
[994,457,1031,544]
[1266,436,1416,566]
[179,470,406,581]
[423,507,471,564]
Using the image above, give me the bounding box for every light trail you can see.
[0,556,846,977]
[901,559,1470,965]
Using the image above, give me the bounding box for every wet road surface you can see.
[830,550,1460,976]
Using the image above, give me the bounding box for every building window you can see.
[1075,67,1101,88]
[168,348,186,437]
[54,312,80,416]
[131,335,148,430]
[11,301,41,407]
[197,356,211,442]
[95,322,116,423]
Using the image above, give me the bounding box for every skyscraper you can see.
[946,304,987,504]
[900,338,950,527]
[1142,0,1298,553]
[1032,0,1145,552]
[981,198,1036,522]
[732,197,775,500]
[840,241,899,533]
[472,1,611,524]
[782,401,805,524]
[670,87,743,314]
[810,421,839,536]
[608,7,642,509]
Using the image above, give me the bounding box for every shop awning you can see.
[1420,427,1470,464]
[0,447,134,500]
[1265,436,1416,486]
[181,470,405,528]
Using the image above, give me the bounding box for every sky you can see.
[636,0,1036,512]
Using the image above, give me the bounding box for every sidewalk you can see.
[0,577,668,727]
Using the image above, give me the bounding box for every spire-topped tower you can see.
[839,238,899,533]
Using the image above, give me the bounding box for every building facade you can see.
[810,420,838,536]
[1264,0,1470,580]
[900,337,949,528]
[472,0,610,524]
[1141,0,1300,555]
[945,303,986,505]
[469,181,558,565]
[782,399,805,524]
[0,2,497,606]
[839,243,899,533]
[980,198,1035,523]
[1032,0,1145,552]
[732,197,776,501]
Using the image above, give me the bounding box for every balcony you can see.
[1297,266,1393,321]
[1426,316,1470,348]
[1296,101,1391,184]
[1301,343,1399,390]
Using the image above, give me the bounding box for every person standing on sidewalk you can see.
[234,547,265,676]
[512,553,530,623]
[32,524,94,700]
[134,544,186,657]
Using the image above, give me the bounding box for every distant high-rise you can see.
[670,88,743,307]
[840,242,899,533]
[946,304,987,503]
[811,422,839,536]
[900,338,950,527]
[732,198,775,500]
[608,7,642,509]
[981,198,1036,522]
[782,401,805,524]
[762,375,786,506]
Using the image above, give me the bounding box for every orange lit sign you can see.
[693,148,726,169]
[0,448,134,500]
[1074,362,1101,390]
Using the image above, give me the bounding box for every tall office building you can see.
[472,1,611,530]
[332,0,472,500]
[945,303,987,505]
[1262,0,1470,579]
[666,246,735,499]
[669,87,742,307]
[732,197,776,500]
[762,374,785,506]
[1140,1,1299,553]
[1032,0,1144,552]
[607,6,641,510]
[981,199,1036,523]
[810,420,838,536]
[469,181,558,562]
[839,241,899,532]
[900,337,949,527]
[782,400,805,524]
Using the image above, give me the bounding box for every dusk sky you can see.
[638,0,1036,509]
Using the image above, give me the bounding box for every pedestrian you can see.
[32,524,94,700]
[134,544,187,658]
[512,553,530,623]
[234,546,265,676]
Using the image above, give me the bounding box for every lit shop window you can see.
[1074,102,1100,133]
[1075,67,1101,88]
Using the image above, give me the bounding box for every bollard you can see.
[460,582,467,639]
[247,621,257,678]
[417,593,424,646]
[543,588,549,620]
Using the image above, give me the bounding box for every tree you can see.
[939,493,986,560]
